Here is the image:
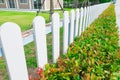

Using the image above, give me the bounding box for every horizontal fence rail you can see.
[0,2,111,80]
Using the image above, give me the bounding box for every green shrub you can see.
[30,4,120,80]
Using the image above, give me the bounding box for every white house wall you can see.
[44,0,63,10]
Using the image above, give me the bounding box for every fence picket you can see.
[63,11,69,54]
[33,16,48,68]
[69,10,75,44]
[85,7,88,28]
[91,6,94,24]
[0,22,28,80]
[75,9,80,37]
[86,7,90,27]
[83,7,87,32]
[89,6,92,25]
[52,13,60,63]
[79,7,83,36]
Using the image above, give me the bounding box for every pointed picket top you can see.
[0,22,28,80]
[79,7,83,36]
[75,9,80,37]
[69,10,75,44]
[63,11,69,54]
[33,16,48,68]
[52,13,60,63]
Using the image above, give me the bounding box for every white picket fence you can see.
[0,3,110,80]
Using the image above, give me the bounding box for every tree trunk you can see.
[50,0,54,20]
[74,0,79,8]
[95,0,100,4]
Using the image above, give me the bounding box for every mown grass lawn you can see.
[0,11,49,32]
[0,8,72,32]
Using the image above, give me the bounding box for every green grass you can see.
[0,11,51,32]
[0,8,72,32]
[0,11,50,32]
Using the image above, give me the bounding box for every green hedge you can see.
[30,4,120,80]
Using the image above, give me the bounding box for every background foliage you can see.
[64,0,112,8]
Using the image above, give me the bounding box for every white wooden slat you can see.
[79,7,83,36]
[91,6,94,24]
[96,5,99,19]
[89,6,91,25]
[95,5,99,20]
[33,16,48,68]
[86,7,89,28]
[52,13,60,63]
[75,9,80,37]
[63,11,69,54]
[89,6,92,25]
[85,7,88,28]
[83,7,87,32]
[95,5,98,19]
[87,6,90,27]
[91,6,93,23]
[0,22,28,80]
[85,7,88,29]
[93,6,95,23]
[69,10,75,44]
[94,5,97,20]
[92,6,94,23]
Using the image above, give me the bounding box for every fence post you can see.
[63,11,69,54]
[52,13,60,63]
[75,9,80,37]
[79,7,83,36]
[69,10,75,44]
[33,16,48,68]
[0,22,28,80]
